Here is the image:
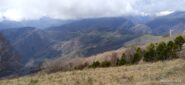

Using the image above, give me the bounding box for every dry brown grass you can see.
[1,59,185,85]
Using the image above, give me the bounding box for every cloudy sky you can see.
[0,0,185,21]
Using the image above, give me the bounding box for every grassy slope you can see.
[1,35,184,85]
[0,59,185,85]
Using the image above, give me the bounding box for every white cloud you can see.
[156,11,174,16]
[3,9,23,21]
[0,0,185,21]
[0,13,3,21]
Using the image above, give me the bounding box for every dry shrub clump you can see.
[42,57,88,73]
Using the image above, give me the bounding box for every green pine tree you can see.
[132,48,143,64]
[156,42,168,61]
[174,36,185,50]
[144,43,156,62]
[117,53,127,66]
[167,41,178,59]
[89,61,100,68]
[100,61,111,67]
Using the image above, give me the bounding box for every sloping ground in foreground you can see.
[0,59,185,85]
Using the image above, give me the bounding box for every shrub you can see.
[116,53,127,66]
[132,48,143,64]
[100,61,111,67]
[42,58,88,73]
[89,61,100,68]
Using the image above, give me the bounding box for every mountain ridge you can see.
[0,11,185,75]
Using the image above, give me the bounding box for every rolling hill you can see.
[1,17,148,66]
[1,34,185,85]
[0,11,185,77]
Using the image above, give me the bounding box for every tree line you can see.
[89,36,185,68]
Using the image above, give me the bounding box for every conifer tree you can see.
[144,43,156,62]
[117,53,127,66]
[167,41,178,59]
[174,36,185,50]
[156,42,168,60]
[132,47,143,64]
